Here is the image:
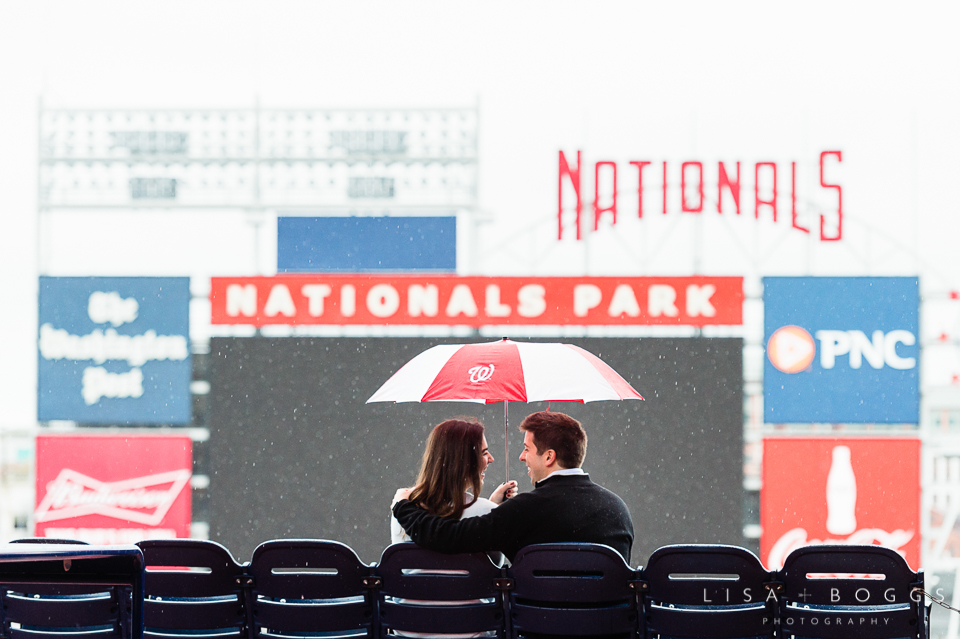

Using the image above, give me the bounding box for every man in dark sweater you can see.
[392,411,634,563]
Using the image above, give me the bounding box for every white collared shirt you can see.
[540,467,586,482]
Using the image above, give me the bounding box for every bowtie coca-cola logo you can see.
[35,468,191,525]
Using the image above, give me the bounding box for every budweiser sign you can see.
[210,275,743,327]
[35,435,192,542]
[36,468,191,525]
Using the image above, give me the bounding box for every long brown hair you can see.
[408,418,484,519]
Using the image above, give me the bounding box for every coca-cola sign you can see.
[760,437,920,570]
[35,435,192,544]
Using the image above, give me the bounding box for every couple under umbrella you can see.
[368,338,643,563]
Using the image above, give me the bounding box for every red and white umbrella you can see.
[367,338,643,481]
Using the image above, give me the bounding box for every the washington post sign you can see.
[38,277,191,424]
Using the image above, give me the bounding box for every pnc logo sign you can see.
[767,326,917,374]
[767,326,815,373]
[762,277,919,424]
[815,329,917,370]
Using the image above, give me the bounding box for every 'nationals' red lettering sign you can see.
[210,276,743,326]
[559,150,843,241]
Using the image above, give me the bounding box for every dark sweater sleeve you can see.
[392,496,532,555]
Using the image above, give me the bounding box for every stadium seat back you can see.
[248,539,375,638]
[137,539,246,638]
[642,544,775,639]
[777,544,927,639]
[508,543,639,638]
[376,542,508,637]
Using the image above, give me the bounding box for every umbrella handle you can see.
[504,400,509,484]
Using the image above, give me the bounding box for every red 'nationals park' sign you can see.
[35,435,192,544]
[210,276,743,326]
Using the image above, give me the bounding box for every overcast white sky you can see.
[2,1,959,427]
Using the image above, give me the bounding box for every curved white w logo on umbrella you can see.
[468,364,495,383]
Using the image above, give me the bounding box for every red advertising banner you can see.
[35,435,192,544]
[761,437,921,570]
[210,275,743,326]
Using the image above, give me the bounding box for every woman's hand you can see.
[392,487,413,507]
[490,480,518,504]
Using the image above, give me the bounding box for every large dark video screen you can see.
[208,337,743,564]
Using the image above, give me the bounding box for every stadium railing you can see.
[1,539,140,639]
[0,541,930,639]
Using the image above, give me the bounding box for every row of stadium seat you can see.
[1,539,929,639]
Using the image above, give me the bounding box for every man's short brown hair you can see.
[519,411,587,469]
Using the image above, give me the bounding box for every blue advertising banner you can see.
[277,216,456,273]
[763,277,919,424]
[38,277,191,424]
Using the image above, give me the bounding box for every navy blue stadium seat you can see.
[137,539,246,639]
[248,539,377,639]
[641,544,775,639]
[507,543,640,639]
[2,539,128,639]
[0,538,937,639]
[776,544,929,639]
[376,542,508,637]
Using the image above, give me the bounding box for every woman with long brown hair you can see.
[391,418,516,546]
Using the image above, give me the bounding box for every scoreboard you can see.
[39,107,478,211]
